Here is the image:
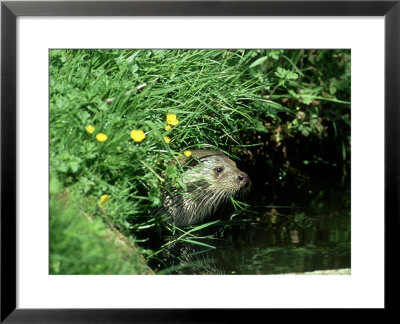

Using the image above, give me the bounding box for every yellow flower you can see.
[164,125,171,131]
[85,125,95,134]
[164,136,171,144]
[99,194,109,207]
[166,113,179,126]
[130,129,146,142]
[96,133,108,142]
[184,150,192,157]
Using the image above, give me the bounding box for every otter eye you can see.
[214,167,224,174]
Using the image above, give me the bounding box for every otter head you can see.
[163,149,251,227]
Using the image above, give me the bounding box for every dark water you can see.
[148,162,351,274]
[150,173,351,274]
[149,147,351,275]
[149,197,350,275]
[204,211,350,275]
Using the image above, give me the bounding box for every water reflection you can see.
[150,192,350,275]
[148,147,351,275]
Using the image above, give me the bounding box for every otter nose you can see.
[237,173,249,184]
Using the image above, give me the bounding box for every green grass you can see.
[50,50,272,234]
[49,49,350,274]
[49,177,153,275]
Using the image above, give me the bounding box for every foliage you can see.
[49,49,350,274]
[49,177,153,274]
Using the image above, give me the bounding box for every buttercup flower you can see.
[130,129,146,142]
[184,150,192,157]
[99,194,109,207]
[85,125,95,134]
[164,136,171,144]
[165,125,171,131]
[166,113,179,126]
[96,133,108,142]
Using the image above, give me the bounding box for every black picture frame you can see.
[1,0,398,322]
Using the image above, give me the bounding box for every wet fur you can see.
[163,149,250,227]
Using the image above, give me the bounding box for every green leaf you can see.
[275,67,298,80]
[165,165,178,178]
[249,56,269,68]
[181,239,216,249]
[68,160,81,173]
[269,50,282,60]
[253,119,268,132]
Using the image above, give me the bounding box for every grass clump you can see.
[49,178,153,274]
[50,49,266,235]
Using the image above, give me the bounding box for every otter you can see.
[162,149,250,227]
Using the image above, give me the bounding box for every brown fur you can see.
[163,149,250,227]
